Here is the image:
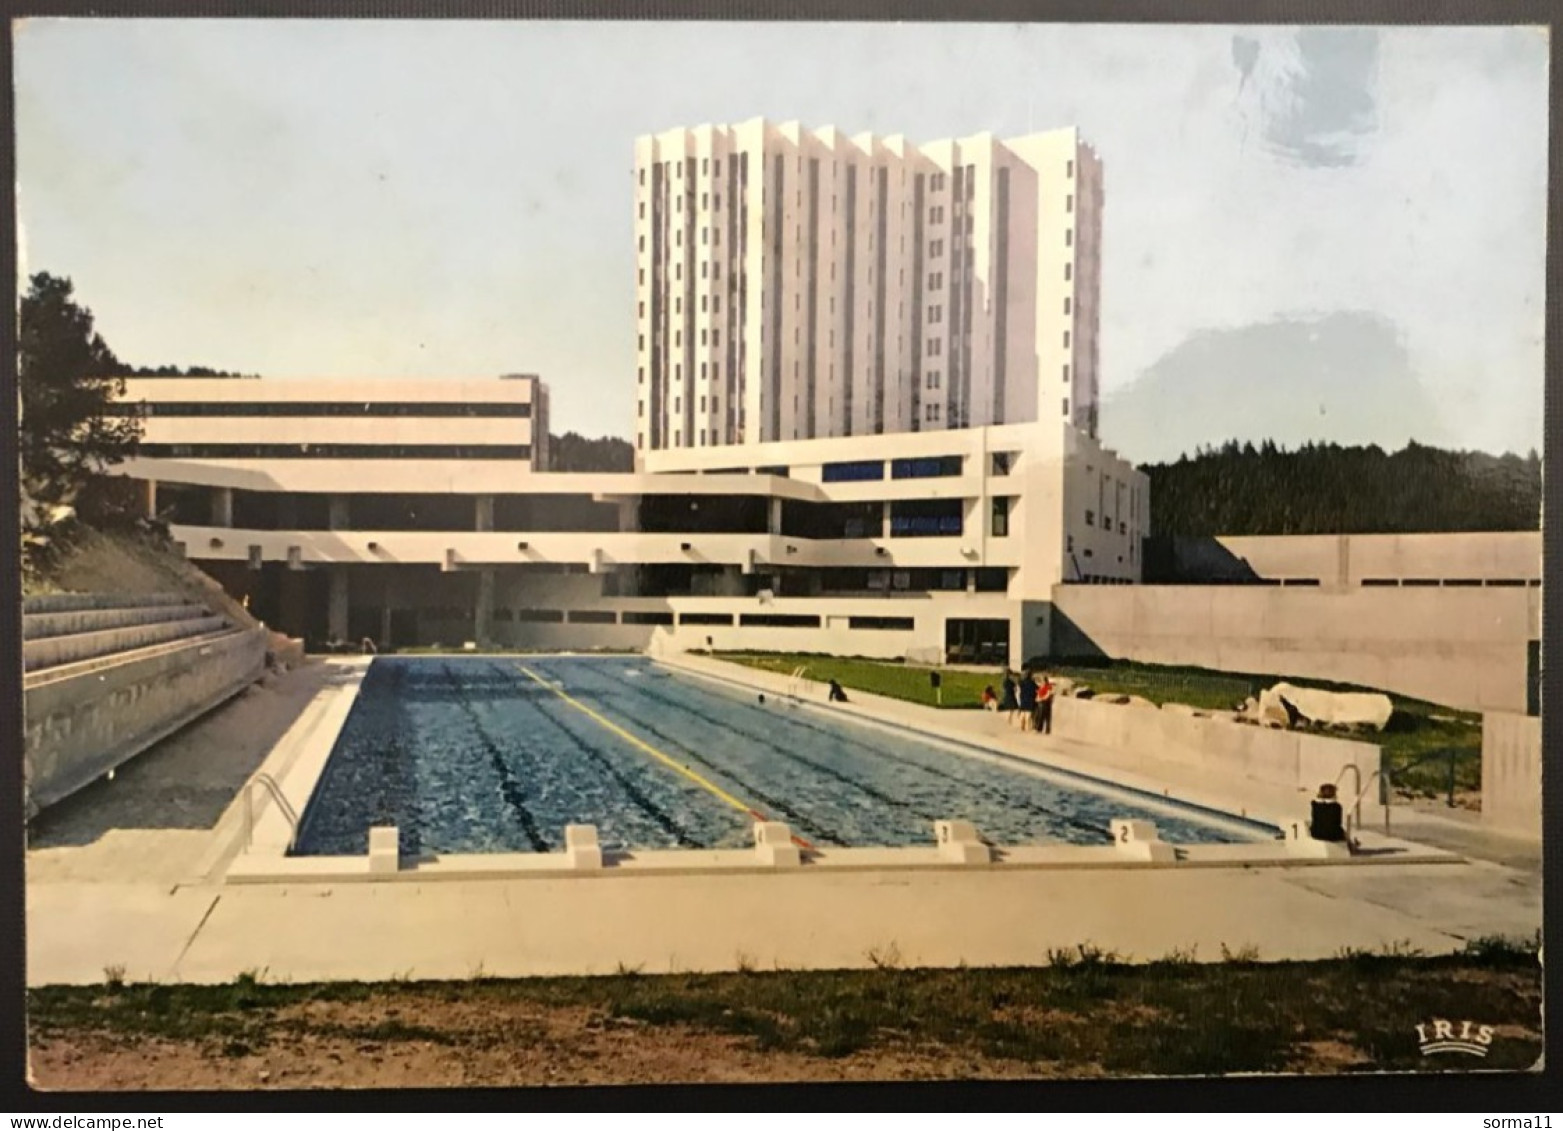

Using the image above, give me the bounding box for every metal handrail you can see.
[1335,763,1364,830]
[243,772,300,852]
[1341,766,1391,837]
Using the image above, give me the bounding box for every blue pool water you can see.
[293,656,1278,856]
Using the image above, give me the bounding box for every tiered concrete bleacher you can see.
[23,593,231,673]
[23,593,268,818]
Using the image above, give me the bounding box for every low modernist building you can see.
[110,375,1147,667]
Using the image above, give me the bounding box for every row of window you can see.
[109,402,532,419]
[140,443,532,460]
[817,455,964,482]
[491,605,921,632]
[638,191,723,220]
[638,258,730,287]
[1360,577,1540,588]
[638,292,725,318]
[1083,510,1132,536]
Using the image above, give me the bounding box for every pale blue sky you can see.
[14,20,1548,461]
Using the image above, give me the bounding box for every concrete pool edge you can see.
[652,653,1310,836]
[223,833,1462,884]
[217,653,1462,885]
[208,657,373,877]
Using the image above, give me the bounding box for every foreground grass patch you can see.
[29,943,1541,1078]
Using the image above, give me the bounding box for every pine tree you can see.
[18,273,143,512]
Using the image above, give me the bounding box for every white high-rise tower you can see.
[631,119,1102,453]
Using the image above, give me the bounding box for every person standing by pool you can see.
[1000,672,1019,718]
[1017,671,1038,730]
[1034,674,1055,734]
[981,686,999,711]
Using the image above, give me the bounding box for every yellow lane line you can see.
[517,664,768,824]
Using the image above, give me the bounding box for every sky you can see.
[13,20,1549,462]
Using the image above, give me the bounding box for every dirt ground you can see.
[35,993,1431,1090]
[28,1001,1075,1090]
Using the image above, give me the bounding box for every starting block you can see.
[1278,819,1353,859]
[367,825,400,875]
[1110,819,1177,862]
[753,821,802,868]
[565,824,604,870]
[934,819,991,864]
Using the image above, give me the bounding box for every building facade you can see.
[111,376,1146,668]
[632,120,1102,455]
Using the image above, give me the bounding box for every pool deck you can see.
[24,654,1543,986]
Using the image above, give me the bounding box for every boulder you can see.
[1257,682,1393,732]
[1103,693,1157,708]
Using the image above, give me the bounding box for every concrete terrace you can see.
[25,655,1542,986]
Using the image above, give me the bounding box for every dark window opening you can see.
[679,611,733,626]
[889,499,962,538]
[740,613,821,628]
[821,460,885,482]
[891,455,963,479]
[514,609,564,623]
[781,499,883,540]
[622,610,675,626]
[974,567,1008,592]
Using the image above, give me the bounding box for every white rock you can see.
[1257,682,1393,732]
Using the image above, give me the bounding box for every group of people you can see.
[980,670,1056,733]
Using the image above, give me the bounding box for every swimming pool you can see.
[293,656,1278,857]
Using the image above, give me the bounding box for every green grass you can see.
[717,651,1484,801]
[384,645,639,656]
[28,937,1541,1076]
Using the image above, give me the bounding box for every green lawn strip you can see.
[29,943,1540,1076]
[714,652,1483,797]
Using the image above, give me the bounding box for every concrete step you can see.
[24,626,252,691]
[23,615,233,674]
[22,592,192,616]
[23,603,213,642]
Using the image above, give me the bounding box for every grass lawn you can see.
[716,652,1483,802]
[27,938,1541,1085]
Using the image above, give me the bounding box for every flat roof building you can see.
[110,376,1145,667]
[633,120,1102,454]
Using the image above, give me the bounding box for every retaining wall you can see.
[1052,696,1383,819]
[1481,711,1542,840]
[24,627,268,818]
[1050,584,1537,712]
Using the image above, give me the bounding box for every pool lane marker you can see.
[517,665,815,851]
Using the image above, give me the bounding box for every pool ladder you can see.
[1335,763,1391,837]
[242,772,301,853]
[786,665,809,702]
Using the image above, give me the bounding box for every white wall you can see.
[1052,695,1382,821]
[1211,532,1541,586]
[1050,583,1538,712]
[1481,711,1541,839]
